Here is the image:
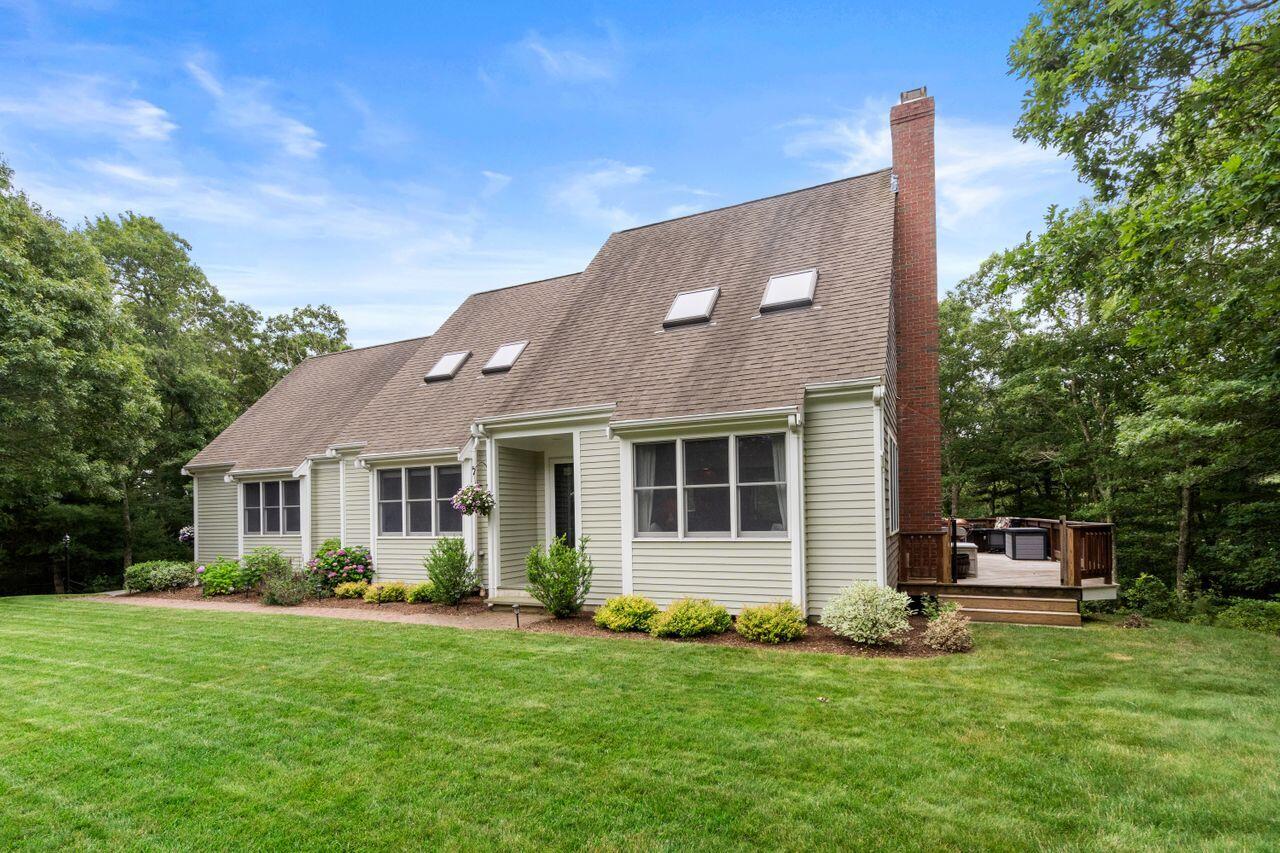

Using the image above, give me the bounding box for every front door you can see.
[553,462,575,542]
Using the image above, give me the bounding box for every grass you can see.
[0,598,1278,851]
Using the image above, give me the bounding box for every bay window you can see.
[378,464,463,536]
[634,433,788,539]
[242,479,300,535]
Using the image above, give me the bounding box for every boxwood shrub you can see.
[649,598,732,638]
[363,582,408,603]
[594,595,660,632]
[406,581,436,604]
[422,538,476,605]
[333,580,369,599]
[735,601,807,644]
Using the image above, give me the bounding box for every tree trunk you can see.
[121,481,134,570]
[1175,483,1193,590]
[949,481,961,518]
[52,558,65,594]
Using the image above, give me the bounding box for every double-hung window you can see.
[242,480,301,535]
[377,464,463,536]
[634,433,788,539]
[886,432,900,535]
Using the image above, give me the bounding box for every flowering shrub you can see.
[922,603,974,652]
[594,595,660,632]
[820,583,912,645]
[735,601,807,644]
[451,484,494,517]
[177,525,195,546]
[305,544,373,593]
[649,598,732,638]
[200,557,242,596]
[333,580,369,599]
[124,560,195,592]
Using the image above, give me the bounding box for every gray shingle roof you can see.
[191,168,895,471]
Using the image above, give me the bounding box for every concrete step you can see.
[960,607,1082,628]
[485,589,546,611]
[940,594,1079,613]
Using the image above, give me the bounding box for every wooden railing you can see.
[1060,522,1114,586]
[900,528,951,583]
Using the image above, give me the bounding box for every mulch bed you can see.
[525,613,949,658]
[124,587,492,618]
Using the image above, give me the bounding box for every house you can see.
[184,88,944,618]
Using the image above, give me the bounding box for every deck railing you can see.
[899,516,1115,587]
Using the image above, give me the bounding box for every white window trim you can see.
[242,478,302,536]
[886,428,900,536]
[632,432,791,541]
[375,463,464,538]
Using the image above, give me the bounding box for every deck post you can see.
[1058,516,1069,585]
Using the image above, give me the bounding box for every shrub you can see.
[305,544,373,593]
[363,582,408,603]
[422,537,476,605]
[84,574,120,593]
[820,582,912,645]
[333,580,369,599]
[922,604,973,652]
[735,601,807,644]
[242,547,291,588]
[406,581,436,604]
[1122,573,1186,619]
[1214,598,1280,635]
[594,595,660,632]
[1119,612,1150,629]
[526,536,594,618]
[315,537,343,555]
[649,598,732,638]
[262,571,311,606]
[124,560,195,592]
[200,557,242,596]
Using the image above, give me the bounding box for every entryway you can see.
[551,460,575,542]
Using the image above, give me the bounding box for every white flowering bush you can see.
[820,582,912,645]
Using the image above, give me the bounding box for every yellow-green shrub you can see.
[734,601,807,644]
[649,598,732,638]
[406,581,436,604]
[593,595,660,632]
[334,580,369,599]
[364,582,408,603]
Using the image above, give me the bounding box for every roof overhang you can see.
[354,447,460,469]
[221,466,296,483]
[181,462,234,477]
[472,403,616,440]
[609,405,799,440]
[804,375,883,402]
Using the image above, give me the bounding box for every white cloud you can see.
[481,170,512,198]
[0,76,176,141]
[552,160,652,230]
[782,99,1081,286]
[185,55,323,159]
[518,29,620,82]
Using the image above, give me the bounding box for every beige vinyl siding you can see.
[886,533,900,588]
[343,458,371,547]
[244,533,303,566]
[498,446,541,588]
[310,459,342,549]
[577,428,622,603]
[632,540,791,614]
[374,536,442,584]
[803,392,878,617]
[194,472,237,564]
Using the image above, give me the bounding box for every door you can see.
[553,462,575,542]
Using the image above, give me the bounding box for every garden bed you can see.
[122,586,493,618]
[525,612,948,658]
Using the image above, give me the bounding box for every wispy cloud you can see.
[517,27,621,82]
[481,170,512,198]
[185,54,323,159]
[552,160,651,230]
[0,75,176,141]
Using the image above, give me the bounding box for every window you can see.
[633,433,787,538]
[242,479,300,535]
[760,269,817,312]
[482,341,528,373]
[663,287,719,328]
[425,350,470,382]
[377,464,463,536]
[634,442,677,536]
[887,432,900,534]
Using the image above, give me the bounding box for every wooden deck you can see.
[960,553,1112,588]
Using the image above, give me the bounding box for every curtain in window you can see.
[634,442,676,534]
[769,433,787,529]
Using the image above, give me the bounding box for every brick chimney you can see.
[890,87,942,530]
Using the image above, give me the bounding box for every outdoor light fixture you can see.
[512,603,521,628]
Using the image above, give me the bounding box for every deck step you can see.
[956,607,1081,627]
[485,589,546,612]
[939,594,1079,614]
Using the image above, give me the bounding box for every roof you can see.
[191,168,896,471]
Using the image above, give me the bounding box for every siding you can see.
[374,536,444,584]
[632,540,792,614]
[310,459,342,550]
[498,446,541,588]
[804,393,878,617]
[244,533,303,567]
[577,429,622,603]
[474,442,489,567]
[195,472,237,564]
[344,458,372,547]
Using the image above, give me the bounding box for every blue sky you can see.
[0,1,1085,346]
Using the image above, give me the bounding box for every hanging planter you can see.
[451,484,495,517]
[177,525,195,546]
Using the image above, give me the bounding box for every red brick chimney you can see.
[890,87,942,530]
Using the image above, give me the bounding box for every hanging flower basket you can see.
[177,525,195,546]
[452,485,495,517]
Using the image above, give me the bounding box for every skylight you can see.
[482,340,529,373]
[425,351,470,382]
[761,269,817,312]
[663,287,720,328]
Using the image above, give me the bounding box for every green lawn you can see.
[1,599,1277,851]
